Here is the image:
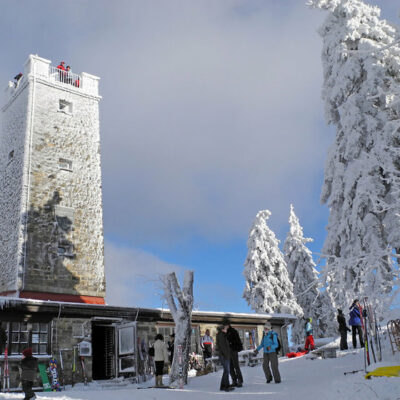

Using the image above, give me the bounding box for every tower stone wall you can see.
[0,55,105,303]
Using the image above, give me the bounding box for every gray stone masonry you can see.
[0,55,105,299]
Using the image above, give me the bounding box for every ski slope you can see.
[0,347,398,400]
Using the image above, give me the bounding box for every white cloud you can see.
[0,0,396,249]
[104,240,183,307]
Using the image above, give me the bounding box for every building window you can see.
[59,158,72,171]
[237,328,258,350]
[57,244,74,257]
[1,322,50,355]
[55,206,74,232]
[72,322,84,338]
[157,326,174,338]
[59,99,72,114]
[31,323,49,355]
[11,322,29,354]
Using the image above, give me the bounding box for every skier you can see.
[223,318,243,387]
[304,317,315,352]
[20,348,38,400]
[254,322,281,384]
[216,323,234,392]
[153,334,169,387]
[349,299,364,348]
[200,329,214,361]
[337,309,351,350]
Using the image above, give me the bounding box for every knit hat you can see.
[22,348,32,357]
[264,321,272,330]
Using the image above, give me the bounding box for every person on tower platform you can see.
[56,61,66,82]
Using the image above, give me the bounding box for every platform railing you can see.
[49,65,81,88]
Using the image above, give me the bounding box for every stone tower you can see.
[0,55,105,304]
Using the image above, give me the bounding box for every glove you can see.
[347,328,351,332]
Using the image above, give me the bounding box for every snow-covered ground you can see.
[0,346,398,400]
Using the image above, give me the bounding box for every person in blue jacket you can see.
[349,299,364,348]
[254,322,281,383]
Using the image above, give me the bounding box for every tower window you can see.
[57,244,74,257]
[7,150,14,164]
[59,99,72,114]
[59,158,72,171]
[55,206,74,232]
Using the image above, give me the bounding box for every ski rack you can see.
[387,319,400,355]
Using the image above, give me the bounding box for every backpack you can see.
[148,346,155,357]
[268,331,281,353]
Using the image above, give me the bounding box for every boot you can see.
[155,376,160,387]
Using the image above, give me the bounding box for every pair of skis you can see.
[2,348,9,392]
[71,347,87,387]
[360,298,382,372]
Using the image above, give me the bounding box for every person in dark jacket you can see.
[20,347,38,400]
[167,333,175,364]
[349,299,364,348]
[337,309,351,350]
[223,318,243,387]
[216,323,234,392]
[0,326,7,354]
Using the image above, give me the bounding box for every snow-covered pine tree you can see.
[283,205,330,342]
[309,0,400,314]
[162,270,193,386]
[243,209,302,315]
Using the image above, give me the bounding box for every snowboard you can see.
[38,363,52,392]
[49,358,61,391]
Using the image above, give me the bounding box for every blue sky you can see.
[0,0,398,312]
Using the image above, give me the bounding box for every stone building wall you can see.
[0,78,31,293]
[0,55,105,299]
[52,317,93,384]
[24,80,105,297]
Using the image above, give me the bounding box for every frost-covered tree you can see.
[162,271,193,386]
[243,210,302,315]
[283,205,333,342]
[309,0,400,313]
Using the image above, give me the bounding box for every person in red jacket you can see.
[56,61,66,82]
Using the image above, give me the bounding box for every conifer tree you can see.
[309,0,400,313]
[284,205,321,342]
[243,210,302,315]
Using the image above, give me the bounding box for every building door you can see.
[92,323,115,380]
[116,322,137,378]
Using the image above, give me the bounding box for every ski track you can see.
[0,349,398,400]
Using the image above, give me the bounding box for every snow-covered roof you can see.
[0,297,297,321]
[153,307,296,321]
